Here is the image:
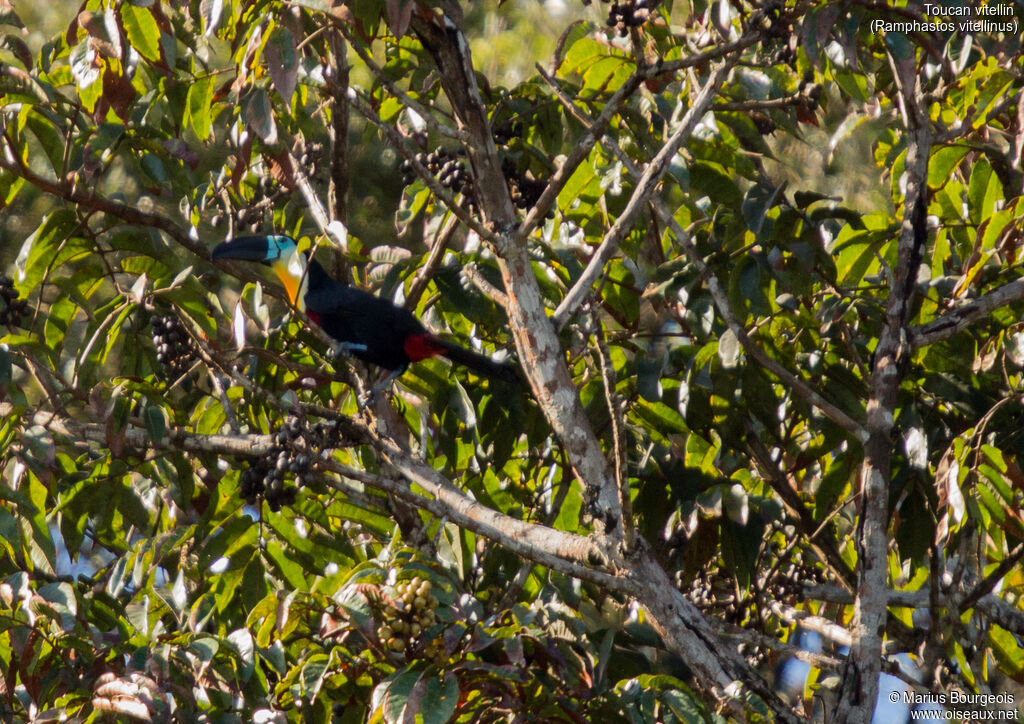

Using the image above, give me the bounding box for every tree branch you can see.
[515,31,762,241]
[804,583,1024,640]
[551,63,729,330]
[537,65,868,443]
[909,279,1024,348]
[834,55,932,724]
[345,90,498,245]
[0,147,207,262]
[409,7,623,534]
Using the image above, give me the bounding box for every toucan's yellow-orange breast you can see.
[271,256,306,311]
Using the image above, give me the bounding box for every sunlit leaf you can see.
[120,4,161,62]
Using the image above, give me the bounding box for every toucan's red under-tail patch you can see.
[403,333,445,362]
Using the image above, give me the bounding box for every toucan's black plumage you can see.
[211,235,519,387]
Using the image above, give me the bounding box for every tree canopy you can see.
[2,0,1024,722]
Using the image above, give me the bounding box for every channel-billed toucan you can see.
[211,235,519,389]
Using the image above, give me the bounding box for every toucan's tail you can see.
[435,339,520,384]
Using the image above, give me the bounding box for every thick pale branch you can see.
[767,598,853,648]
[835,58,932,724]
[628,553,800,723]
[804,584,1024,639]
[910,279,1024,348]
[321,456,620,589]
[1,400,624,592]
[403,14,801,718]
[409,7,622,531]
[3,403,293,458]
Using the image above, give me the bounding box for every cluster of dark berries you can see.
[297,140,325,176]
[239,457,297,512]
[681,566,740,619]
[750,1,790,39]
[400,147,477,210]
[749,524,830,604]
[604,0,654,36]
[493,122,522,146]
[210,173,281,234]
[502,158,552,217]
[151,315,197,379]
[679,553,778,626]
[238,415,313,511]
[376,577,441,659]
[238,416,346,512]
[767,548,829,598]
[751,112,776,136]
[798,73,824,112]
[0,275,28,327]
[210,140,326,233]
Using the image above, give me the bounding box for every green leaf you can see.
[141,153,169,185]
[244,87,277,144]
[15,210,83,292]
[120,4,162,63]
[989,624,1024,675]
[69,41,101,112]
[927,146,969,189]
[662,687,706,724]
[191,636,220,662]
[883,32,914,60]
[301,653,331,697]
[227,629,256,682]
[419,673,459,724]
[23,111,67,176]
[372,670,423,724]
[186,74,215,141]
[0,347,11,385]
[833,69,867,103]
[143,405,168,442]
[200,0,224,36]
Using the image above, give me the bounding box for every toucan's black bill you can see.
[211,236,275,264]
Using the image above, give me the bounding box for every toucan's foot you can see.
[357,388,375,408]
[333,342,368,359]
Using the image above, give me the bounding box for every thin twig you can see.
[539,61,867,443]
[550,62,729,330]
[462,263,508,308]
[590,306,634,552]
[516,30,762,241]
[346,91,498,246]
[405,212,459,310]
[332,21,469,144]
